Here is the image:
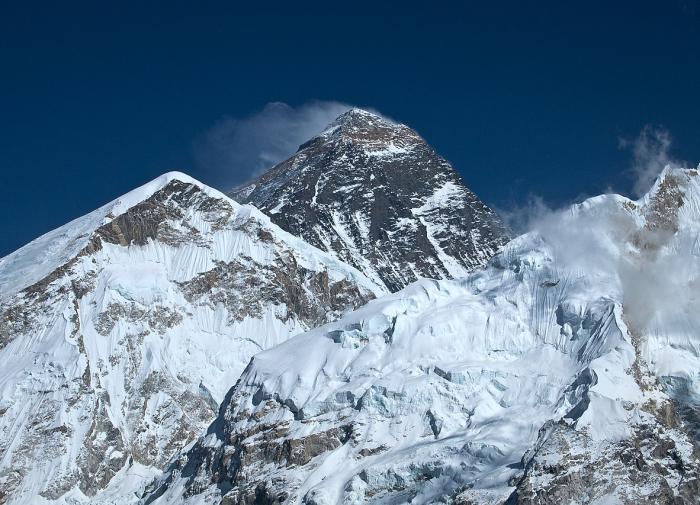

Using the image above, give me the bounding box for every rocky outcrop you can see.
[178,254,371,329]
[508,419,700,504]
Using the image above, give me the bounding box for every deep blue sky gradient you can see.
[1,1,699,256]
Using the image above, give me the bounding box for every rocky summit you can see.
[231,109,510,292]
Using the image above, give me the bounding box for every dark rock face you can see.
[179,255,371,329]
[231,109,509,292]
[509,416,700,505]
[96,179,232,247]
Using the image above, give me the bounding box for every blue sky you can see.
[1,1,698,256]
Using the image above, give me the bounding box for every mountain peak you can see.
[232,110,509,292]
[0,171,243,301]
[331,107,387,126]
[0,165,379,503]
[313,107,413,143]
[291,110,419,158]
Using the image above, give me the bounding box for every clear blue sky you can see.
[1,1,698,256]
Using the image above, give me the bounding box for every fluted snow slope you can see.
[0,172,380,504]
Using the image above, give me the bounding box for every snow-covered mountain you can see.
[0,172,380,504]
[231,109,510,292]
[147,167,700,504]
[3,125,699,505]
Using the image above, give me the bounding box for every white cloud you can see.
[524,166,700,337]
[619,125,677,197]
[495,194,553,235]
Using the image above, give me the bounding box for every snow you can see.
[5,165,700,504]
[0,171,381,505]
[149,167,700,504]
[364,142,412,158]
[410,180,480,279]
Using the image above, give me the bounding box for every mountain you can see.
[147,167,700,505]
[231,109,510,292]
[0,172,380,504]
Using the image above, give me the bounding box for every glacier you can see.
[146,166,700,504]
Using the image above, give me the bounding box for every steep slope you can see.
[0,172,380,504]
[147,167,700,505]
[231,109,509,292]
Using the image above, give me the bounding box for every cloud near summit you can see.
[618,125,680,197]
[194,101,383,189]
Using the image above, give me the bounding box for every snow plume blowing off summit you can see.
[193,101,386,188]
[620,125,678,198]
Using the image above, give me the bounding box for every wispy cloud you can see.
[501,125,685,235]
[528,182,700,336]
[193,101,356,189]
[496,194,553,235]
[618,125,678,197]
